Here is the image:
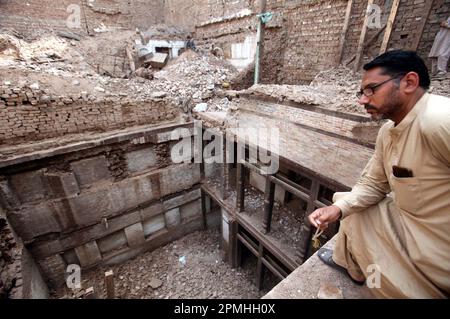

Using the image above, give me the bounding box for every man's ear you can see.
[402,72,420,94]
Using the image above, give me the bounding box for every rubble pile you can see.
[245,66,366,115]
[430,74,450,98]
[52,229,265,299]
[0,32,239,114]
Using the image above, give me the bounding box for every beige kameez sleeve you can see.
[333,125,391,219]
[422,115,450,166]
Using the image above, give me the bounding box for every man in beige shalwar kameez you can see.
[309,51,450,298]
[429,16,450,76]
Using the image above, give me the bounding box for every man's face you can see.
[358,67,404,121]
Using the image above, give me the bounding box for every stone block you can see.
[71,156,111,188]
[221,210,230,244]
[37,255,67,289]
[68,172,157,228]
[149,52,168,69]
[8,203,61,242]
[45,172,79,198]
[140,202,164,220]
[0,178,20,210]
[75,241,102,267]
[164,208,181,228]
[62,249,79,266]
[142,215,165,237]
[160,163,200,196]
[162,188,201,211]
[180,199,201,223]
[124,222,146,248]
[97,230,128,254]
[125,147,157,173]
[9,170,47,203]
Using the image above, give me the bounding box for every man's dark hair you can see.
[363,50,430,90]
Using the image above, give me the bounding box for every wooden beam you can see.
[379,0,401,54]
[256,243,265,291]
[345,25,386,66]
[411,0,435,51]
[337,0,354,65]
[105,270,115,299]
[354,0,375,72]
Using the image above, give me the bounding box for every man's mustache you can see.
[365,104,377,111]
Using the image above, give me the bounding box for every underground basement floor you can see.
[51,228,275,299]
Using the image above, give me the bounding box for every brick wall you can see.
[0,0,164,39]
[0,83,180,144]
[193,0,449,84]
[342,0,450,69]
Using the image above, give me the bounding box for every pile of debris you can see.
[52,229,265,299]
[244,67,366,115]
[430,74,450,98]
[0,30,239,115]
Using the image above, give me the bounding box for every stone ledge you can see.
[262,236,374,299]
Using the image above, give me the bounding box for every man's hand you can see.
[308,205,342,231]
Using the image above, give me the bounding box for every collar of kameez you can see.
[389,92,430,135]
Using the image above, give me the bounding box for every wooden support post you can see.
[84,287,97,299]
[200,129,205,181]
[411,0,435,51]
[236,163,245,212]
[256,243,265,291]
[345,25,386,66]
[201,189,208,230]
[299,180,321,263]
[337,0,354,65]
[229,220,239,268]
[379,0,401,54]
[105,270,115,299]
[262,177,276,234]
[221,141,229,200]
[354,0,375,72]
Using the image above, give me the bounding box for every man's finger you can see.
[309,216,318,228]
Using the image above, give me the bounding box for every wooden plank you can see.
[269,175,310,203]
[84,287,97,299]
[256,243,265,291]
[344,25,386,66]
[229,220,239,268]
[337,0,354,64]
[105,270,115,299]
[354,0,375,72]
[411,0,435,51]
[262,178,276,233]
[379,0,401,54]
[237,215,298,271]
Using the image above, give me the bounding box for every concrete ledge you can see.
[263,236,374,299]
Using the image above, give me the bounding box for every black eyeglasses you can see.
[356,76,403,98]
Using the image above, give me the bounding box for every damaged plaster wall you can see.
[0,0,164,39]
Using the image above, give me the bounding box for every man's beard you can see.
[365,89,401,122]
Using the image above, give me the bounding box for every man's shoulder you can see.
[419,93,450,135]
